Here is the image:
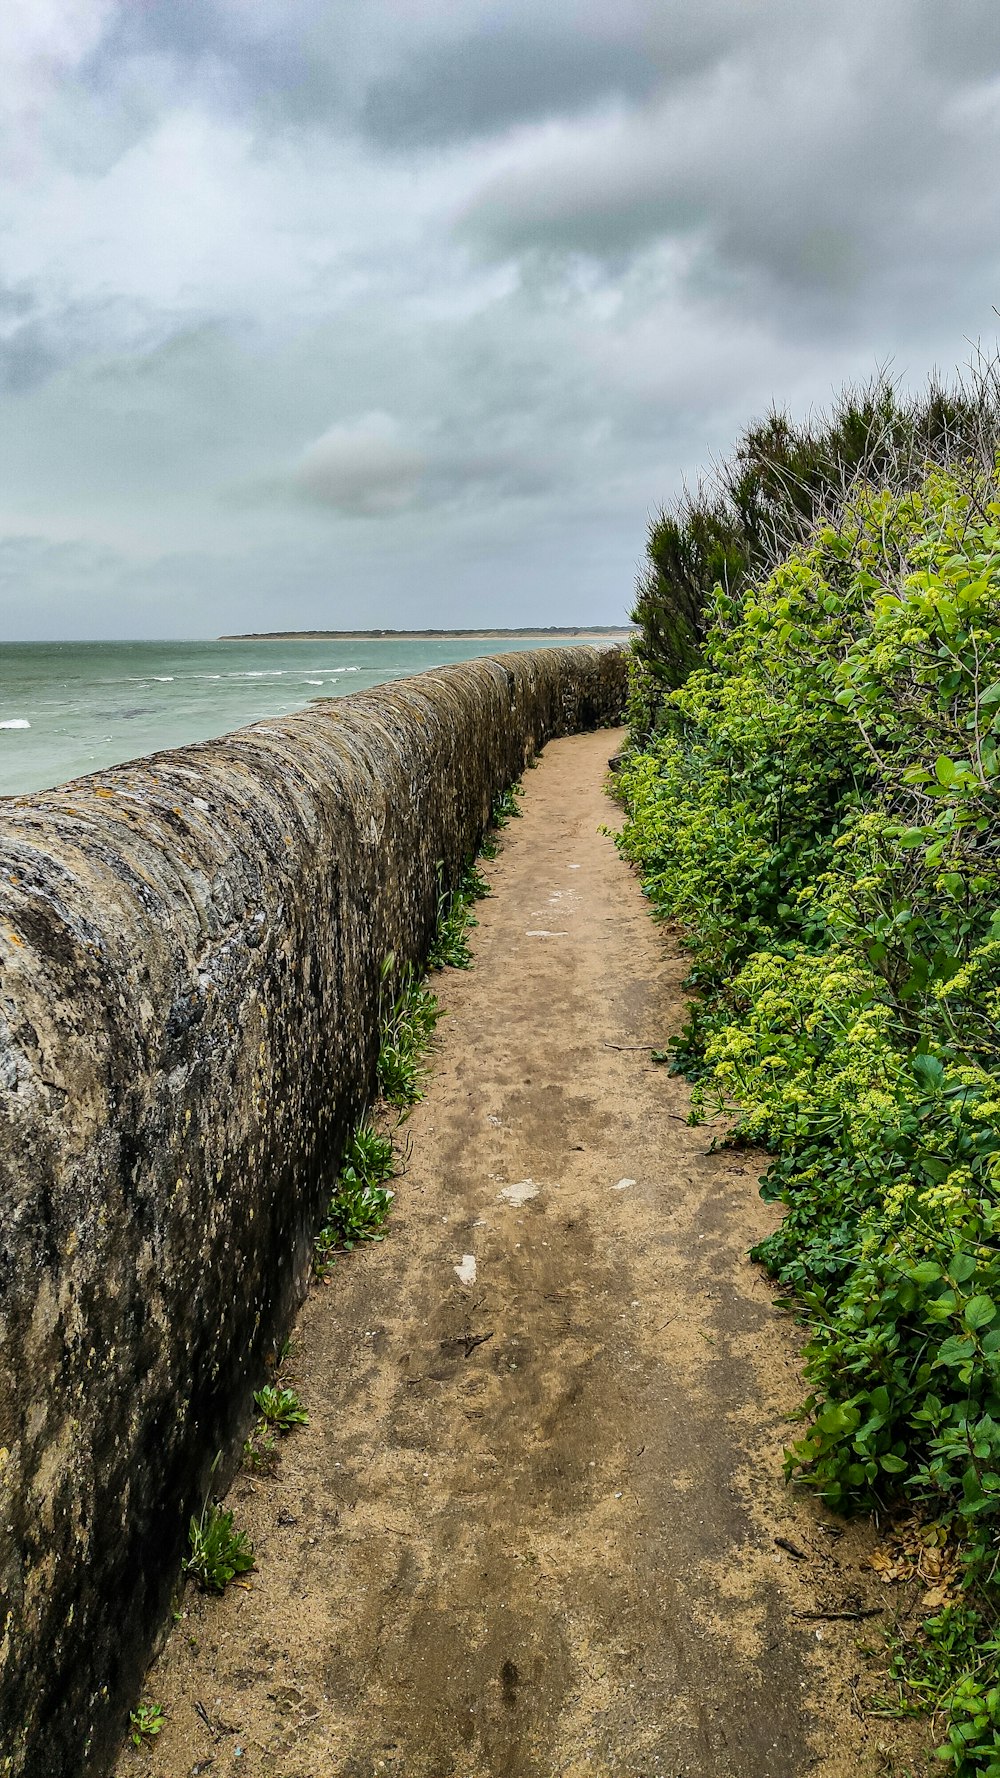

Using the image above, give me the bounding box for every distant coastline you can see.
[219,626,636,641]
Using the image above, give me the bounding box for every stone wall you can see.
[0,647,626,1778]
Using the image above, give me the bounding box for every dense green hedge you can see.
[630,368,1000,727]
[618,465,1000,1775]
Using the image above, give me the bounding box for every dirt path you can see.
[117,729,919,1778]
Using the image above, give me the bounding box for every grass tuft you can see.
[313,1120,400,1276]
[377,962,442,1107]
[185,1501,254,1594]
[428,857,491,971]
[253,1384,309,1432]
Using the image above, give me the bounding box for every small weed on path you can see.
[313,1122,402,1279]
[491,784,524,826]
[253,1384,309,1432]
[481,781,524,857]
[185,1502,254,1594]
[428,859,491,971]
[377,961,442,1108]
[128,1703,165,1748]
[242,1427,278,1474]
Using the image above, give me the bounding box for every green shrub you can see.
[616,460,1000,1773]
[341,1123,395,1184]
[319,1177,394,1251]
[630,363,1000,730]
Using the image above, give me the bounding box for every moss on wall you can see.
[0,647,625,1778]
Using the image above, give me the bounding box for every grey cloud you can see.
[0,287,34,321]
[288,410,567,517]
[76,4,659,159]
[909,0,1000,79]
[0,534,131,641]
[359,31,660,149]
[460,10,1000,332]
[55,0,781,188]
[80,0,737,149]
[292,414,426,516]
[0,333,60,395]
[83,0,348,131]
[0,296,186,398]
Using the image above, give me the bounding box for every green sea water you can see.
[0,636,611,797]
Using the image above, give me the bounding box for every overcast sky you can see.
[0,0,998,638]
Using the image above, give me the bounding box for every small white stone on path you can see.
[454,1255,477,1286]
[612,1178,636,1191]
[499,1180,539,1206]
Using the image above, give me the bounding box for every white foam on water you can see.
[0,719,30,730]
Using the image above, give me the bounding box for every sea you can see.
[0,636,619,798]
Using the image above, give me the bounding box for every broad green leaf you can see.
[909,1261,944,1286]
[950,1253,978,1284]
[912,1054,945,1090]
[935,1334,976,1368]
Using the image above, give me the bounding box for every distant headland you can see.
[218,626,636,641]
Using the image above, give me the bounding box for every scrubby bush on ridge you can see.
[618,445,1000,1775]
[629,359,1000,730]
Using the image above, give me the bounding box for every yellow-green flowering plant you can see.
[616,462,1000,1776]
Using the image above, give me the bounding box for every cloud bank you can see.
[0,0,997,636]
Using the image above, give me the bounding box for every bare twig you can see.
[795,1607,883,1622]
[775,1536,810,1561]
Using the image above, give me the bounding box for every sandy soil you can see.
[116,729,929,1778]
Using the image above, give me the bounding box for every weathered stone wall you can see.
[0,647,625,1778]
